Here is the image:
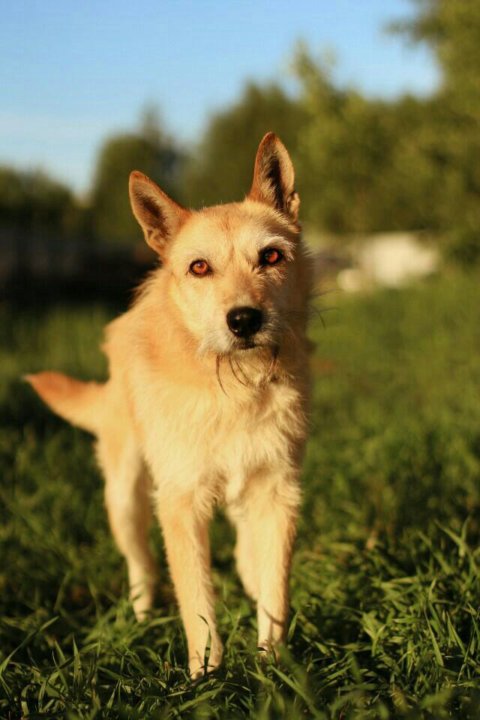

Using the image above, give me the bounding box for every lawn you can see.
[1,272,480,718]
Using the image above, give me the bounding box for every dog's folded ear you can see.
[129,172,191,255]
[249,133,300,222]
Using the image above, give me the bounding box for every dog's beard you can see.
[215,344,279,394]
[196,313,282,391]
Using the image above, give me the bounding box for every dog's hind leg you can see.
[97,433,157,620]
[157,493,223,678]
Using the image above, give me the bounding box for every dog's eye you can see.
[260,247,283,267]
[189,260,211,277]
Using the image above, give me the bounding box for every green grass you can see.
[1,273,480,718]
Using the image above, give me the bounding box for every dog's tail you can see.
[25,372,106,435]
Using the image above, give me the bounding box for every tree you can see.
[391,0,480,117]
[0,166,79,236]
[292,46,440,235]
[392,0,480,262]
[182,83,309,209]
[90,109,184,248]
[290,27,480,251]
[183,44,454,239]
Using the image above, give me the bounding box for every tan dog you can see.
[27,133,313,677]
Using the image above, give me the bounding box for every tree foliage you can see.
[90,109,184,248]
[2,1,480,262]
[182,83,308,209]
[181,4,480,260]
[0,167,80,237]
[292,48,447,235]
[391,0,480,115]
[391,0,480,261]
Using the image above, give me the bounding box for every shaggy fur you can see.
[27,133,313,677]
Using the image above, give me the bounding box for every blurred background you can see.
[2,0,478,298]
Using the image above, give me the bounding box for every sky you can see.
[0,0,440,196]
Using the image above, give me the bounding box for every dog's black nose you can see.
[227,306,263,338]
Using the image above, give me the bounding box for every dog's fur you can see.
[27,133,313,677]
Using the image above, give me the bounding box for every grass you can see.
[1,272,480,718]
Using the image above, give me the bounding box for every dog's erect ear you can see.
[129,172,190,255]
[249,132,300,222]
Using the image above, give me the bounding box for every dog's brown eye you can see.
[260,248,283,267]
[189,260,211,276]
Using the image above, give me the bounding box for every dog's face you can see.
[166,203,300,355]
[129,133,303,356]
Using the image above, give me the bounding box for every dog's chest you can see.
[137,370,305,502]
[207,381,304,503]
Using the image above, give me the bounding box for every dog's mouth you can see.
[235,338,257,351]
[229,316,281,354]
[230,334,280,354]
[198,316,281,359]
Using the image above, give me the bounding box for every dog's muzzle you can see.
[226,306,263,339]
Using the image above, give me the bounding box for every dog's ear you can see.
[129,172,190,255]
[249,132,300,222]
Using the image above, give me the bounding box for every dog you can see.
[27,133,313,677]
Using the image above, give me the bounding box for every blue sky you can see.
[1,0,439,196]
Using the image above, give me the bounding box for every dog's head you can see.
[129,133,308,357]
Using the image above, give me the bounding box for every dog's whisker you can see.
[265,346,279,384]
[312,306,338,330]
[228,355,248,387]
[311,287,337,301]
[216,355,228,396]
[284,304,336,319]
[310,305,337,317]
[233,357,254,387]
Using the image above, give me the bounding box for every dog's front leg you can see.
[243,473,300,653]
[157,493,223,678]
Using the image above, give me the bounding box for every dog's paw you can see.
[188,642,223,680]
[257,641,280,664]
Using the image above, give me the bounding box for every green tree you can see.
[184,44,451,239]
[292,29,480,249]
[0,166,79,236]
[292,47,436,235]
[392,0,480,262]
[182,83,308,208]
[90,109,184,248]
[391,0,480,117]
